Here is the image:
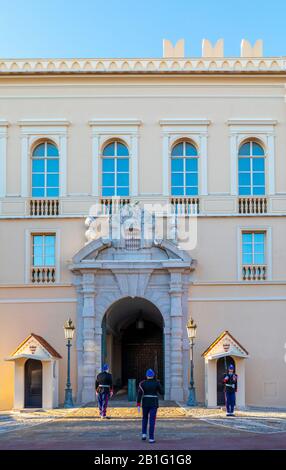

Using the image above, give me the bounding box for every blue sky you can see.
[0,0,285,58]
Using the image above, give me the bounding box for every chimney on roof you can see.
[163,39,185,58]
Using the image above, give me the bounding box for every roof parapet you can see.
[241,39,263,58]
[163,39,185,58]
[202,39,224,58]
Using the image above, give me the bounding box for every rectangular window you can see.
[32,234,56,267]
[242,232,265,265]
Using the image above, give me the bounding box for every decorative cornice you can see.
[227,119,277,126]
[0,58,286,75]
[0,119,9,127]
[89,119,142,127]
[160,119,211,126]
[17,118,70,127]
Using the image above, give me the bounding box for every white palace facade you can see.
[0,38,286,410]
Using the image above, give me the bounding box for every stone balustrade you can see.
[238,197,267,214]
[100,198,131,215]
[242,264,267,281]
[30,199,59,216]
[170,197,200,215]
[30,266,56,283]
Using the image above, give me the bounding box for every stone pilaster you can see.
[81,272,96,404]
[75,278,84,404]
[169,270,184,401]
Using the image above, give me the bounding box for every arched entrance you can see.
[101,297,164,393]
[24,359,43,408]
[216,356,235,406]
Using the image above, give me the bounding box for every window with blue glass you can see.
[32,142,59,197]
[102,141,129,196]
[32,234,56,267]
[242,232,265,265]
[238,141,265,196]
[171,141,198,196]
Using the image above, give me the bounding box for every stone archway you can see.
[101,297,164,392]
[71,205,195,405]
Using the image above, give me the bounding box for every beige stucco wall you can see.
[0,71,286,409]
[0,76,286,204]
[0,290,76,410]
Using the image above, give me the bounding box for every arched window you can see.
[171,141,198,196]
[32,141,59,197]
[102,141,129,197]
[238,140,265,196]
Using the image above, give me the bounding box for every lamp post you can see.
[186,318,197,406]
[63,318,75,408]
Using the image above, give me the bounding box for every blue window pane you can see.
[252,142,264,156]
[32,187,45,197]
[47,188,59,197]
[117,173,129,186]
[239,187,251,195]
[47,174,59,187]
[33,144,45,157]
[253,158,265,171]
[47,159,59,172]
[47,143,59,156]
[253,186,265,195]
[45,235,55,245]
[33,235,43,245]
[255,244,264,254]
[117,187,129,196]
[254,254,265,264]
[242,243,252,253]
[102,187,115,196]
[45,246,55,256]
[238,142,250,156]
[186,186,198,196]
[102,158,115,172]
[238,158,250,171]
[34,256,43,266]
[117,158,129,172]
[242,233,252,242]
[45,257,55,266]
[186,158,198,171]
[33,246,43,257]
[171,173,184,186]
[171,143,183,156]
[185,143,197,156]
[32,174,45,187]
[171,158,183,172]
[32,159,45,172]
[103,143,115,156]
[171,187,184,196]
[253,173,265,185]
[102,173,115,186]
[254,233,264,243]
[242,254,252,264]
[242,242,252,252]
[117,143,129,156]
[239,173,251,186]
[186,173,198,186]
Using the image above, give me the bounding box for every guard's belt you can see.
[98,385,110,388]
[144,395,158,398]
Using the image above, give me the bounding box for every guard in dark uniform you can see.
[137,368,163,443]
[223,364,238,416]
[95,364,113,419]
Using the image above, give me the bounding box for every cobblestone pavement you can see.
[0,404,286,449]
